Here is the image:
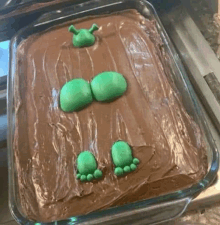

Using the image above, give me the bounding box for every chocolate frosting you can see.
[14,10,207,222]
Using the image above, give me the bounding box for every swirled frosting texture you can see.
[14,10,207,222]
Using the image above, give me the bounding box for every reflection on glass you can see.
[0,40,9,77]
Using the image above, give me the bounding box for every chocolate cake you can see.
[14,9,208,222]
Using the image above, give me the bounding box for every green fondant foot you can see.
[111,141,139,177]
[76,151,102,182]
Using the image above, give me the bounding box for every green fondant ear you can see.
[89,24,99,34]
[69,25,79,35]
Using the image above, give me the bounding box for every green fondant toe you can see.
[111,141,139,177]
[94,169,102,179]
[130,164,137,171]
[133,158,139,165]
[114,167,124,176]
[87,174,93,181]
[76,151,102,182]
[80,175,87,182]
[124,166,131,173]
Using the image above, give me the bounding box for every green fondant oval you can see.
[60,78,93,112]
[91,72,127,102]
[77,151,97,175]
[111,141,133,168]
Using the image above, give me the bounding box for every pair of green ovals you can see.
[76,141,139,182]
[60,72,127,112]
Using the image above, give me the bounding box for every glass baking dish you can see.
[7,0,219,224]
[0,0,53,14]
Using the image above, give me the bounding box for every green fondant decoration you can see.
[76,151,102,182]
[114,167,124,176]
[111,141,139,177]
[94,169,103,178]
[60,78,93,112]
[87,174,93,181]
[80,175,87,182]
[133,158,140,165]
[90,72,127,102]
[69,24,99,48]
[130,164,137,171]
[124,166,131,173]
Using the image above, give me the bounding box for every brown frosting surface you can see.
[14,10,207,222]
